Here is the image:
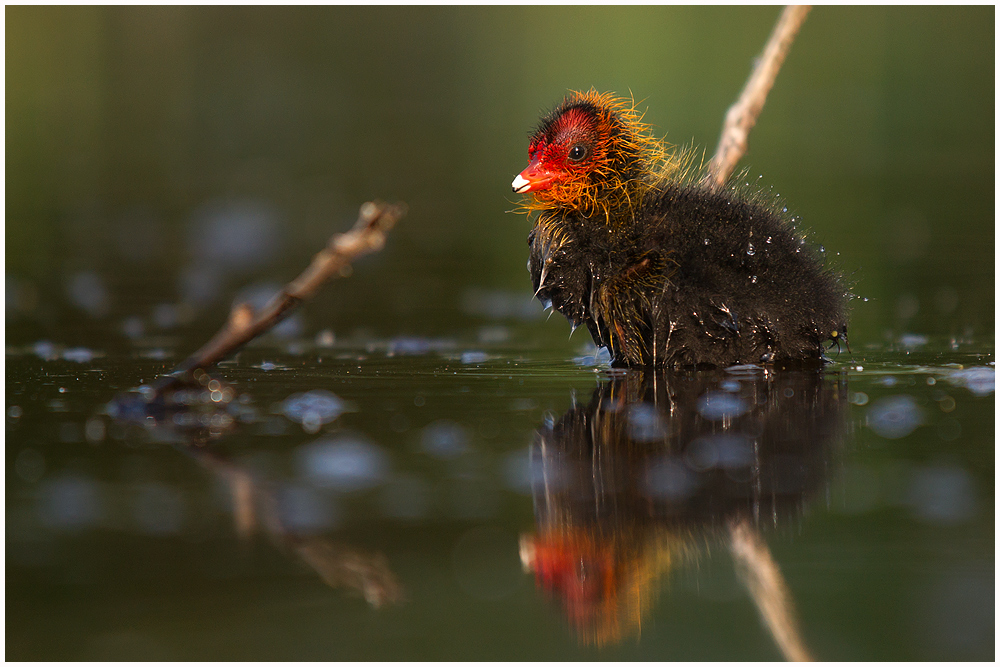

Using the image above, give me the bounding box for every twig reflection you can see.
[109,379,403,609]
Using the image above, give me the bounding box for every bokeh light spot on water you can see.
[39,474,103,530]
[121,316,145,340]
[628,402,667,441]
[461,287,545,321]
[189,198,282,270]
[152,303,181,330]
[643,457,699,500]
[387,336,456,357]
[943,366,994,397]
[866,395,924,439]
[280,389,347,433]
[502,448,552,495]
[178,265,223,307]
[132,482,186,535]
[85,417,106,443]
[63,347,96,363]
[275,484,340,533]
[296,437,389,492]
[67,271,110,318]
[720,379,740,393]
[685,434,755,472]
[315,329,335,347]
[32,340,59,361]
[477,325,509,344]
[898,333,929,349]
[907,464,976,524]
[460,351,489,364]
[697,391,749,421]
[420,420,469,458]
[850,391,869,406]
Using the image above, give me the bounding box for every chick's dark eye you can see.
[567,144,588,162]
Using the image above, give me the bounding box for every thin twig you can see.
[704,5,811,189]
[156,201,407,390]
[729,517,813,662]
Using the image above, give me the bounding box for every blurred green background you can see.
[6,6,994,352]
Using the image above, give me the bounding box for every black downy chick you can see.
[512,90,849,368]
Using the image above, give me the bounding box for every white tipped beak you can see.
[512,174,531,193]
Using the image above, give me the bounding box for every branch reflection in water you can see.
[519,366,847,658]
[107,374,403,609]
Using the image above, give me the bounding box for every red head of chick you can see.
[512,91,667,221]
[513,89,848,368]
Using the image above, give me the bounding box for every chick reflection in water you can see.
[519,368,846,657]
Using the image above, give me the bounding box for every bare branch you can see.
[158,201,407,389]
[704,5,811,189]
[729,517,813,661]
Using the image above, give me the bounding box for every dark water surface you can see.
[6,5,994,661]
[6,335,994,660]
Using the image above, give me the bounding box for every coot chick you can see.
[512,90,848,368]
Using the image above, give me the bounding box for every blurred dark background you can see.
[6,6,994,353]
